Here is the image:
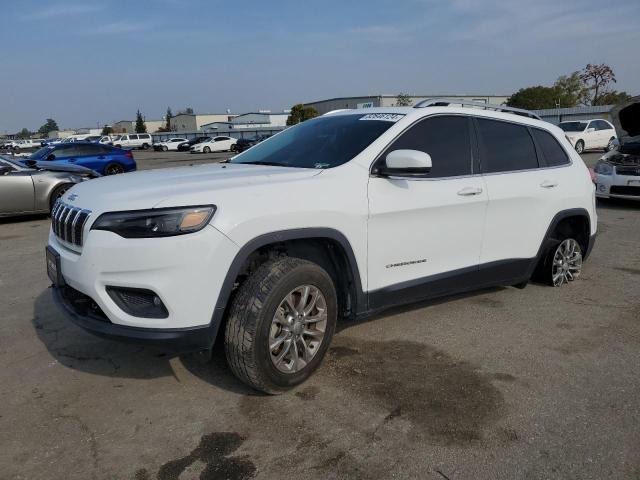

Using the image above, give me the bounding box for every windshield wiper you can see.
[236,161,289,167]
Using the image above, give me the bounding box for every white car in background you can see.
[559,119,617,154]
[112,133,153,150]
[190,136,236,153]
[153,138,188,151]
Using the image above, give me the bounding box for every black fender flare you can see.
[208,228,365,343]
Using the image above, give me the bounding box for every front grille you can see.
[51,201,91,247]
[615,166,640,176]
[610,185,640,197]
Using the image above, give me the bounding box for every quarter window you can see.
[532,129,570,167]
[476,118,538,173]
[381,115,473,177]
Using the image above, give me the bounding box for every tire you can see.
[142,143,149,150]
[115,144,122,149]
[49,183,73,211]
[225,257,337,394]
[162,145,168,152]
[574,140,585,154]
[606,137,616,152]
[104,162,125,175]
[203,146,211,153]
[539,238,583,287]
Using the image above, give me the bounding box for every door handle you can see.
[540,180,558,188]
[457,186,483,196]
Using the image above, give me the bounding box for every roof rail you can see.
[413,98,541,121]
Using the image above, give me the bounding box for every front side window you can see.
[378,115,473,178]
[476,118,538,173]
[532,129,570,167]
[595,120,612,131]
[230,114,397,169]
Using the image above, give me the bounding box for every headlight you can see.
[91,205,216,238]
[594,161,613,175]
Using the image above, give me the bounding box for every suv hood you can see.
[61,163,322,213]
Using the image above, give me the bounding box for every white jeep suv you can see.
[46,100,597,393]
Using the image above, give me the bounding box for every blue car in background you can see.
[25,142,136,175]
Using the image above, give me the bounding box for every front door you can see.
[367,115,487,309]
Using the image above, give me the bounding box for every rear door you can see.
[476,118,562,275]
[367,115,487,306]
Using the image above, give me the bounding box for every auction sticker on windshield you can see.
[359,113,405,122]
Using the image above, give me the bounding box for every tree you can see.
[286,104,319,126]
[135,110,147,133]
[17,128,31,139]
[592,90,632,106]
[507,86,562,110]
[37,118,59,137]
[101,125,113,135]
[553,72,588,107]
[580,63,617,106]
[395,93,412,106]
[165,106,173,131]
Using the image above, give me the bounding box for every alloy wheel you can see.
[105,163,124,175]
[269,285,327,374]
[552,239,582,286]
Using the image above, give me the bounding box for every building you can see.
[304,94,510,114]
[170,113,237,132]
[531,105,614,125]
[111,119,165,134]
[200,112,289,133]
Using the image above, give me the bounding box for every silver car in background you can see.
[0,155,99,218]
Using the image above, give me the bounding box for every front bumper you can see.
[47,223,239,334]
[51,284,215,352]
[595,172,640,200]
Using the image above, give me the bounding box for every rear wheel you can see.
[49,184,73,211]
[574,140,585,154]
[542,238,583,287]
[225,258,337,394]
[104,162,125,175]
[606,137,616,152]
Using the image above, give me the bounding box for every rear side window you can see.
[476,118,538,173]
[532,129,570,167]
[381,115,473,177]
[130,135,139,140]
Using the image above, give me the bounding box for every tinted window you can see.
[129,135,138,140]
[380,115,472,177]
[559,122,587,132]
[476,118,538,173]
[230,114,396,169]
[55,145,82,158]
[74,144,100,156]
[595,120,612,131]
[532,129,570,167]
[139,134,150,139]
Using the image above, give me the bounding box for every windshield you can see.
[559,122,587,132]
[230,114,398,169]
[29,146,53,159]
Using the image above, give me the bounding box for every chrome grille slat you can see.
[51,202,92,248]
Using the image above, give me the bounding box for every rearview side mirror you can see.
[377,150,432,178]
[586,127,595,133]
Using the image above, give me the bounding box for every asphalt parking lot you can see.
[1,151,639,479]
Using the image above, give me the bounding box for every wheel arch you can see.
[209,228,365,344]
[531,208,592,276]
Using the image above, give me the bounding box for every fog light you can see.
[106,287,169,319]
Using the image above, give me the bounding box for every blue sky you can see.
[0,0,638,133]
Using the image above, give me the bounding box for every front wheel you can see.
[203,146,211,153]
[162,145,168,152]
[104,162,125,175]
[574,140,585,154]
[225,258,337,394]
